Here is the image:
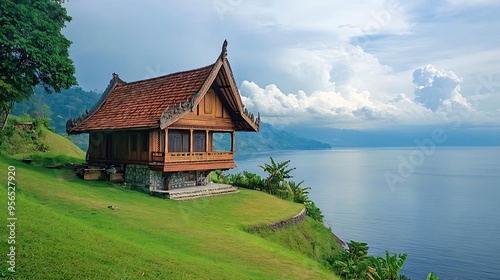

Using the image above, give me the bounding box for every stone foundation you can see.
[196,171,210,186]
[125,164,163,191]
[167,172,194,189]
[166,171,210,189]
[149,169,163,190]
[125,165,211,192]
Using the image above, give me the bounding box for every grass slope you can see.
[42,127,86,158]
[254,217,343,269]
[0,153,338,279]
[0,115,85,159]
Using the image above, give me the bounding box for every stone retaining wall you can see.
[249,208,307,232]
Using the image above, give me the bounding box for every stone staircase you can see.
[151,183,239,200]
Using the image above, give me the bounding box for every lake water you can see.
[233,147,500,280]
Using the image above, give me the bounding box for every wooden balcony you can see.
[150,151,235,172]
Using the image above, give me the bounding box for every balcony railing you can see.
[150,151,233,165]
[150,152,165,166]
[165,151,233,163]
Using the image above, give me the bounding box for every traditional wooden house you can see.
[66,41,259,191]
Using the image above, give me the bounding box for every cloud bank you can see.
[241,64,485,129]
[62,0,500,130]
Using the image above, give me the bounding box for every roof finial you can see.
[222,39,228,59]
[111,72,126,84]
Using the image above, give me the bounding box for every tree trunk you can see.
[0,101,13,130]
[0,109,8,130]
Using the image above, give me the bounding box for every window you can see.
[193,131,206,152]
[212,132,232,152]
[168,130,190,152]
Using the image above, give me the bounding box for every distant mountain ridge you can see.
[236,123,331,151]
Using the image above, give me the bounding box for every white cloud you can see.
[272,43,412,99]
[240,80,432,129]
[412,65,473,112]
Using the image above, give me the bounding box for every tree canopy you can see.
[0,0,77,124]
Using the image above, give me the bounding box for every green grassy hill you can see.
[0,126,341,279]
[0,115,85,158]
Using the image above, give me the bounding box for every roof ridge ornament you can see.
[159,98,195,129]
[112,72,126,85]
[222,39,228,59]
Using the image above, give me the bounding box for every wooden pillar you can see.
[164,129,168,163]
[190,129,194,153]
[205,130,209,153]
[231,131,236,152]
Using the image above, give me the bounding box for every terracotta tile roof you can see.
[71,64,214,131]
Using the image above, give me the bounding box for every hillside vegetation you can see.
[0,115,84,158]
[0,127,340,279]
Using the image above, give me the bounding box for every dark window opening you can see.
[168,130,190,152]
[194,131,206,152]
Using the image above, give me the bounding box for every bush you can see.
[305,201,324,223]
[0,115,48,154]
[242,171,264,190]
[33,116,54,131]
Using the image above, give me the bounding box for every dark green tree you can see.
[0,0,77,128]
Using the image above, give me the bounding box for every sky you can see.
[62,0,500,131]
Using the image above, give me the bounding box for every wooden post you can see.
[190,129,194,154]
[231,131,236,152]
[164,129,169,164]
[205,130,209,153]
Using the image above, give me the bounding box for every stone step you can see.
[151,184,239,200]
[172,188,239,200]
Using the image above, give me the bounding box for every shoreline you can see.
[331,231,347,249]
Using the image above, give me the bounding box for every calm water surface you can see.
[233,147,500,280]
